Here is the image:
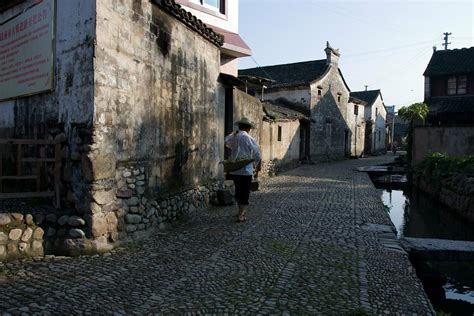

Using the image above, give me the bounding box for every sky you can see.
[238,0,474,110]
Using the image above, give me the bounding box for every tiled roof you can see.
[350,90,381,106]
[152,0,223,47]
[427,96,474,115]
[348,96,368,106]
[263,99,311,122]
[239,60,329,89]
[423,47,474,76]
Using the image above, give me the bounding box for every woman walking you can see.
[225,117,261,223]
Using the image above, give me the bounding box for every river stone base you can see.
[0,211,45,261]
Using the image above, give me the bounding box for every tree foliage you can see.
[398,102,429,124]
[398,102,428,163]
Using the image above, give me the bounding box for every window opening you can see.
[447,76,457,95]
[277,126,282,141]
[458,75,467,94]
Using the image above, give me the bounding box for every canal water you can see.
[380,187,474,315]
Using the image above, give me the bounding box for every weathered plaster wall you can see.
[258,88,311,109]
[0,0,96,138]
[85,0,223,245]
[260,120,300,174]
[0,0,96,231]
[413,126,474,163]
[94,0,222,190]
[233,88,263,143]
[309,67,351,161]
[347,102,366,156]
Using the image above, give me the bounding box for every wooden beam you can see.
[0,175,37,180]
[54,142,61,208]
[21,158,56,163]
[0,139,58,145]
[0,191,55,199]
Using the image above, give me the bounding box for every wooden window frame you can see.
[447,76,457,95]
[447,75,468,95]
[458,75,467,94]
[176,0,227,19]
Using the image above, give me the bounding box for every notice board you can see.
[0,0,55,101]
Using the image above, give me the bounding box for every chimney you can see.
[325,41,340,66]
[433,46,437,52]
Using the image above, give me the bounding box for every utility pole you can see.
[443,32,451,50]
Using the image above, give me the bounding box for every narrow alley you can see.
[0,156,432,315]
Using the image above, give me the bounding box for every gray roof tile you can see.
[423,47,474,76]
[239,60,329,89]
[350,90,381,105]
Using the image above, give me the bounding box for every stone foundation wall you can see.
[0,213,44,261]
[414,177,474,223]
[260,159,300,177]
[112,164,222,245]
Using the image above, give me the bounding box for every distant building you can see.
[347,96,367,157]
[239,42,353,162]
[412,47,474,163]
[260,99,311,174]
[350,90,387,155]
[423,47,474,124]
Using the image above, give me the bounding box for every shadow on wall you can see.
[311,91,352,161]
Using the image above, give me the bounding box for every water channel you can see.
[379,187,474,315]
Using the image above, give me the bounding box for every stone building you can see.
[347,96,367,157]
[239,42,353,162]
[0,0,251,260]
[260,99,311,175]
[350,89,387,155]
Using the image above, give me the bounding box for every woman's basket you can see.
[222,158,255,173]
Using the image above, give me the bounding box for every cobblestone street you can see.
[0,155,433,315]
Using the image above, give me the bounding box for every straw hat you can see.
[235,116,255,128]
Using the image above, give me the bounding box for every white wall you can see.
[178,0,238,33]
[261,120,300,164]
[372,95,387,152]
[347,102,366,156]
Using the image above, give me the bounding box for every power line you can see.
[250,56,274,81]
[366,44,433,87]
[344,39,441,59]
[317,1,407,35]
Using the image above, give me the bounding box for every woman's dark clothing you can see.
[229,174,253,205]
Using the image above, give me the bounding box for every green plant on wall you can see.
[398,102,429,163]
[413,152,474,191]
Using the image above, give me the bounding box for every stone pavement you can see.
[0,155,433,315]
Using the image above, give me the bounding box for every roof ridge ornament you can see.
[325,41,340,56]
